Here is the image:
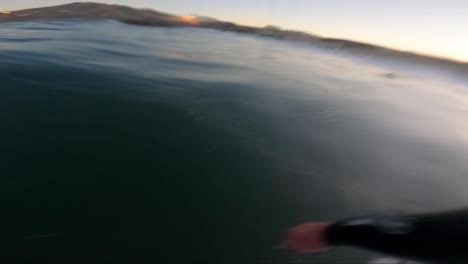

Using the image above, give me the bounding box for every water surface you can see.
[1,20,468,263]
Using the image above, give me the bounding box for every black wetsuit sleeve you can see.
[325,210,468,263]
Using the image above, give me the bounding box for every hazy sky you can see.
[4,0,468,62]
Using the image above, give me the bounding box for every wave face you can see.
[1,20,467,263]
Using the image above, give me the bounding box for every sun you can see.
[179,15,199,25]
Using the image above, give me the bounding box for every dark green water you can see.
[1,21,468,263]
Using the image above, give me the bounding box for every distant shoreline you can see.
[1,2,467,72]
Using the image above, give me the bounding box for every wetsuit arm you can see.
[325,210,468,263]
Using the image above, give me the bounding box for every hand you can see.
[283,222,332,253]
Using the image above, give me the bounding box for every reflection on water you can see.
[1,20,468,263]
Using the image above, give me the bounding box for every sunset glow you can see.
[179,15,199,25]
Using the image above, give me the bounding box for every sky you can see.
[3,0,468,62]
